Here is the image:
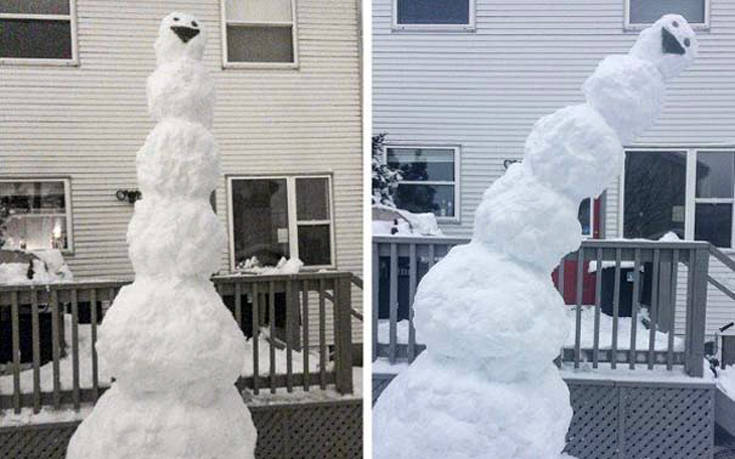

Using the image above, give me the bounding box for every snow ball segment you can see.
[373,15,697,459]
[66,13,257,458]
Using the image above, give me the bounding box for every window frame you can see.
[391,0,476,33]
[0,0,79,66]
[384,144,461,223]
[623,0,710,31]
[226,173,336,271]
[619,147,735,249]
[219,0,300,69]
[579,197,595,239]
[0,177,74,254]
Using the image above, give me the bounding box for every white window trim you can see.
[0,177,74,254]
[618,147,735,249]
[226,174,336,272]
[220,0,300,69]
[391,0,476,32]
[0,0,79,66]
[384,144,461,223]
[580,197,595,239]
[623,0,710,31]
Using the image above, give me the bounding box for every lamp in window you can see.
[52,222,63,249]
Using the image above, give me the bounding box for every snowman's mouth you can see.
[171,26,200,43]
[662,27,685,55]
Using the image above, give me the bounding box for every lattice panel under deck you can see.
[565,381,620,459]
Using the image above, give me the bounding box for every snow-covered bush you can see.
[372,133,402,207]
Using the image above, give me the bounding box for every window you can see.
[222,0,297,67]
[227,175,334,270]
[0,179,73,251]
[393,0,475,31]
[625,0,708,29]
[0,0,77,63]
[622,149,735,248]
[386,146,459,221]
[578,198,594,238]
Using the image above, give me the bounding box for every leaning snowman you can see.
[67,13,257,458]
[374,15,697,459]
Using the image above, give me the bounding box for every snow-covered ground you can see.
[718,367,735,400]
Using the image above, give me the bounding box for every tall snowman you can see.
[374,15,697,458]
[67,13,257,458]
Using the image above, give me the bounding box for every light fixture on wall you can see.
[115,189,142,204]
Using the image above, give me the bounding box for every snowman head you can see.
[154,12,205,64]
[630,14,697,80]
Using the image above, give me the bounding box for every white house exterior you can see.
[0,0,363,342]
[373,0,735,336]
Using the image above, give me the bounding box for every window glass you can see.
[297,225,331,266]
[296,178,329,221]
[0,181,69,250]
[397,0,470,25]
[624,151,687,240]
[224,0,294,64]
[395,183,455,217]
[696,152,734,199]
[0,19,72,59]
[628,0,705,25]
[387,148,455,182]
[578,198,592,237]
[695,203,732,247]
[231,179,289,267]
[0,0,69,15]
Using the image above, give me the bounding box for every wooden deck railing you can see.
[0,271,356,414]
[373,236,713,378]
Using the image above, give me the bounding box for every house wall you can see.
[373,0,735,336]
[0,0,363,342]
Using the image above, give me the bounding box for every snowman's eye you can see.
[192,20,198,27]
[173,17,179,21]
[684,38,691,47]
[672,20,679,27]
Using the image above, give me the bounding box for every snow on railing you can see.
[0,272,355,414]
[373,236,711,378]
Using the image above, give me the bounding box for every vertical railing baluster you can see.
[235,282,242,331]
[648,249,661,370]
[319,278,327,390]
[90,288,99,400]
[686,247,708,377]
[389,243,398,364]
[31,288,41,413]
[593,248,602,368]
[301,280,310,391]
[574,249,584,368]
[372,243,379,361]
[251,283,260,395]
[285,280,294,393]
[408,243,417,363]
[611,248,621,369]
[51,289,61,409]
[11,290,21,414]
[685,249,695,374]
[428,243,435,269]
[269,281,276,394]
[71,289,80,410]
[667,249,679,370]
[629,249,641,369]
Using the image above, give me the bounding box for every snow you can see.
[373,16,697,459]
[236,256,303,275]
[66,13,256,458]
[561,360,714,384]
[372,204,443,237]
[0,249,73,285]
[0,405,93,428]
[718,367,735,400]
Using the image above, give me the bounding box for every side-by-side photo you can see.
[0,1,362,458]
[372,1,735,458]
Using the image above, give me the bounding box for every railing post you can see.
[686,246,709,377]
[334,276,353,394]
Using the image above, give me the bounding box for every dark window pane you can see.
[227,25,294,63]
[0,0,69,15]
[624,151,686,240]
[296,178,329,221]
[231,179,289,267]
[0,19,72,59]
[695,204,732,247]
[395,183,455,217]
[397,0,470,24]
[387,148,455,182]
[629,0,705,24]
[298,225,331,266]
[696,152,734,199]
[578,198,591,236]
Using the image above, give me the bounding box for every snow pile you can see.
[67,13,256,458]
[373,204,443,237]
[373,16,697,459]
[0,249,73,285]
[718,367,735,400]
[236,256,303,275]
